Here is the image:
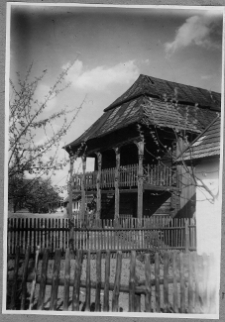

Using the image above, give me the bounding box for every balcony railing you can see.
[73,163,175,191]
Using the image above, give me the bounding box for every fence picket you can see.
[29,246,40,310]
[145,253,151,312]
[6,246,216,313]
[112,251,122,312]
[129,250,136,312]
[9,246,20,310]
[155,252,160,312]
[95,251,102,311]
[72,250,83,311]
[103,250,110,311]
[63,248,70,310]
[172,251,178,313]
[49,249,61,310]
[7,217,197,254]
[37,248,49,310]
[179,252,185,313]
[20,245,31,310]
[85,250,91,311]
[187,251,194,313]
[163,251,169,312]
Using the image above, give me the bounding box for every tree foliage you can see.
[9,177,61,213]
[8,63,82,211]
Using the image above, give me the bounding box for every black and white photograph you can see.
[3,3,224,317]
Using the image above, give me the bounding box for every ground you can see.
[8,211,68,219]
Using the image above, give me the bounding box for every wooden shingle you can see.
[64,75,221,152]
[179,117,221,160]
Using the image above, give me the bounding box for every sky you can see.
[9,4,223,196]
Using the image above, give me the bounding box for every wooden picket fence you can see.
[7,246,217,313]
[7,217,196,255]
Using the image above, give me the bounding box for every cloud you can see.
[63,60,139,91]
[165,12,222,55]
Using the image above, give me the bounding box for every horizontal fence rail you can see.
[7,217,196,255]
[73,163,175,191]
[7,247,217,313]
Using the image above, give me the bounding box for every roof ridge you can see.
[104,74,221,112]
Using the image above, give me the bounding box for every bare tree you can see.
[8,62,83,211]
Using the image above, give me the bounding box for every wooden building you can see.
[64,74,220,221]
[178,116,221,256]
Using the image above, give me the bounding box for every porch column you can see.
[114,147,120,220]
[81,154,86,220]
[136,140,145,220]
[69,155,75,220]
[96,152,102,220]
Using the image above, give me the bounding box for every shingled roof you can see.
[64,74,221,152]
[105,74,221,111]
[178,116,221,161]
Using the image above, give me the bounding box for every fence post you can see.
[29,246,40,310]
[185,219,190,252]
[9,246,20,309]
[95,250,102,311]
[145,253,151,312]
[112,251,122,312]
[20,245,31,310]
[63,248,71,310]
[129,250,136,311]
[103,250,110,311]
[49,249,61,310]
[37,248,49,310]
[85,250,91,311]
[72,249,83,311]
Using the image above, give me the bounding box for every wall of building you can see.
[194,157,221,259]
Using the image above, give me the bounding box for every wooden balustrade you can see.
[73,163,175,191]
[84,171,97,190]
[144,164,173,186]
[101,168,115,188]
[119,164,138,187]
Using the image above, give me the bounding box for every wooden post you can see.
[37,248,49,310]
[145,253,151,312]
[81,154,86,221]
[69,155,74,219]
[96,152,102,220]
[72,249,83,311]
[20,245,31,310]
[103,250,110,311]
[136,140,144,220]
[129,250,136,312]
[10,246,20,309]
[95,250,102,311]
[63,248,71,310]
[49,249,61,310]
[85,250,91,311]
[114,147,120,220]
[112,251,122,312]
